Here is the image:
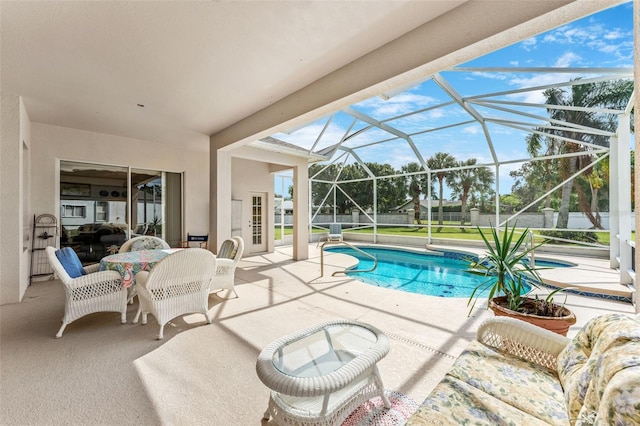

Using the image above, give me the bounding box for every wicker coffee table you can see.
[256,319,390,425]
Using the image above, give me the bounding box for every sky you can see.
[273,1,634,200]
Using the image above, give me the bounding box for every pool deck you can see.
[423,243,633,302]
[2,242,636,425]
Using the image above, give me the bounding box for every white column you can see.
[610,136,620,268]
[210,148,232,252]
[292,163,309,260]
[617,116,632,284]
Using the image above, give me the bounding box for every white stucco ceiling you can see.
[2,1,465,150]
[1,1,625,152]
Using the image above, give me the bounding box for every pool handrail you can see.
[319,241,378,277]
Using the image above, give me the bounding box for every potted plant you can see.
[467,222,576,336]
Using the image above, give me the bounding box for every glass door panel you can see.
[59,161,128,262]
[251,193,266,252]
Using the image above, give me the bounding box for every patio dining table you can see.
[99,249,181,288]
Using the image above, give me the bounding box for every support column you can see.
[610,136,620,269]
[470,208,479,226]
[542,208,554,229]
[617,116,632,284]
[210,148,232,252]
[292,163,309,260]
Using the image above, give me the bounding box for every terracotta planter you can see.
[489,296,577,336]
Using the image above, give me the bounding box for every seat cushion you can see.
[218,239,238,259]
[557,313,640,425]
[55,247,86,278]
[444,340,568,425]
[130,237,166,251]
[409,375,555,426]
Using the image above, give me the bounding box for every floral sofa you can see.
[407,313,640,425]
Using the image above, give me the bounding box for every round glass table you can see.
[256,319,390,425]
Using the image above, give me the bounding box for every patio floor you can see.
[0,244,635,425]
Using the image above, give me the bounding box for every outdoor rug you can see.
[341,390,419,426]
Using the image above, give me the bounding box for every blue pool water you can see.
[324,246,561,298]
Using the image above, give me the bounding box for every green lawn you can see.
[276,223,630,247]
[344,224,621,247]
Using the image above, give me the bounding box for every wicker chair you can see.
[210,236,244,298]
[133,248,216,339]
[45,246,127,338]
[119,236,170,253]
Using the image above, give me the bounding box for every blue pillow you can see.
[55,247,87,278]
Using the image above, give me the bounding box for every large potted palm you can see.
[467,223,576,336]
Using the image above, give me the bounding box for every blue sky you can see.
[274,1,634,199]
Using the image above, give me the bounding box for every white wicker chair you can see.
[119,236,170,253]
[133,248,216,339]
[45,246,127,338]
[210,236,244,298]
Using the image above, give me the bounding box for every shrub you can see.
[539,230,599,244]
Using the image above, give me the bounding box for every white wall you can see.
[31,123,209,237]
[0,123,210,304]
[0,95,32,304]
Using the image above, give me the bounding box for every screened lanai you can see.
[269,5,636,304]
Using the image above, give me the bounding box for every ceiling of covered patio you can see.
[2,1,630,154]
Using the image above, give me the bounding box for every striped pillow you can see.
[218,239,238,259]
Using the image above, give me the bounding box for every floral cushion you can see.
[408,376,553,426]
[557,313,640,425]
[410,340,569,426]
[130,237,168,251]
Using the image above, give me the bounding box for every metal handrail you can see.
[320,240,378,277]
[525,230,535,268]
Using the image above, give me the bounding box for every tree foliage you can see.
[539,79,633,228]
[447,159,494,225]
[427,152,457,225]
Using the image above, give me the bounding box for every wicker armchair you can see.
[210,236,244,298]
[45,246,127,338]
[133,248,216,339]
[119,236,170,253]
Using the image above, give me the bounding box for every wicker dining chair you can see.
[210,236,244,298]
[132,248,216,339]
[45,246,127,338]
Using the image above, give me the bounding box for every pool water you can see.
[326,246,487,297]
[323,246,562,298]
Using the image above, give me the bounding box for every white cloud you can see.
[553,51,581,67]
[604,29,624,40]
[429,110,444,119]
[470,71,508,80]
[520,37,537,51]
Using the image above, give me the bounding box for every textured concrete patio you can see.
[0,243,635,425]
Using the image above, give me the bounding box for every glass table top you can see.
[272,323,378,378]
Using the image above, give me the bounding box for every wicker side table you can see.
[256,319,390,425]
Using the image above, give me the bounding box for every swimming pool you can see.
[325,246,552,298]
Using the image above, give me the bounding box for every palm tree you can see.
[427,152,456,228]
[447,159,494,227]
[401,162,425,224]
[540,79,633,228]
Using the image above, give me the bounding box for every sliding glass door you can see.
[59,160,182,262]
